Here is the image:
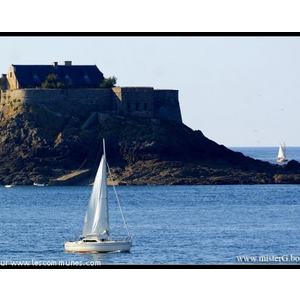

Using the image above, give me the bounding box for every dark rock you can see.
[274,174,300,184]
[285,160,300,171]
[0,98,299,185]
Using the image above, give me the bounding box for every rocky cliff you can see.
[0,96,300,185]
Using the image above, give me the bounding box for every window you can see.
[33,74,41,84]
[65,74,72,85]
[9,72,12,78]
[135,103,139,111]
[84,74,91,84]
[144,103,148,110]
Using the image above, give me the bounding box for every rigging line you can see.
[77,150,91,170]
[107,162,131,237]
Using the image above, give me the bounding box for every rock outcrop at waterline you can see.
[0,98,300,185]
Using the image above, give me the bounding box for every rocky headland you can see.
[0,95,300,185]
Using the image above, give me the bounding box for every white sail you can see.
[277,144,286,159]
[82,141,109,237]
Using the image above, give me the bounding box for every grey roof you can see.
[12,64,105,88]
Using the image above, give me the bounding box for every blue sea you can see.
[1,147,300,266]
[230,146,300,164]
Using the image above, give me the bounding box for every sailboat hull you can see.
[277,158,288,163]
[64,239,132,253]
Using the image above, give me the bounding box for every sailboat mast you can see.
[103,138,106,158]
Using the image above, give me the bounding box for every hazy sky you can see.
[0,36,299,147]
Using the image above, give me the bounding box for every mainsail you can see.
[82,141,109,238]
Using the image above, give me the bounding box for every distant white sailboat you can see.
[33,183,46,186]
[64,139,132,253]
[277,143,288,163]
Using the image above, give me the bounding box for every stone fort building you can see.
[0,61,182,123]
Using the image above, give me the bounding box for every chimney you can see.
[52,62,58,69]
[64,61,72,66]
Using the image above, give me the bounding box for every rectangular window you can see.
[33,74,41,84]
[144,103,148,110]
[65,75,72,84]
[135,103,139,111]
[84,74,91,84]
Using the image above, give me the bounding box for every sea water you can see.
[229,146,300,163]
[1,147,300,266]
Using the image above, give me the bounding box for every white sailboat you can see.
[64,139,132,253]
[277,143,288,163]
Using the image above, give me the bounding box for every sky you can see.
[1,36,300,147]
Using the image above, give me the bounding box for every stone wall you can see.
[112,87,154,118]
[154,89,182,123]
[0,88,113,112]
[0,86,182,123]
[7,65,18,89]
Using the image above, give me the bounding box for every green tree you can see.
[41,74,65,89]
[99,76,117,88]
